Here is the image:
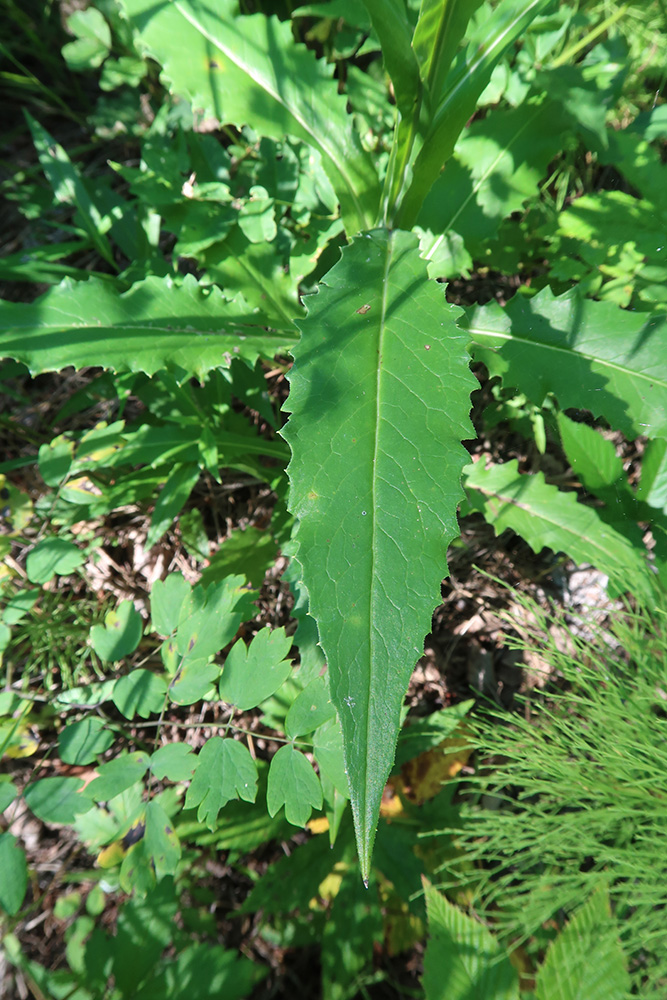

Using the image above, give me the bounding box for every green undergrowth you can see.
[435,590,667,996]
[1,0,666,995]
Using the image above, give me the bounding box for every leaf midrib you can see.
[362,232,395,868]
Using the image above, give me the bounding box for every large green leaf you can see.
[120,0,380,235]
[0,275,293,380]
[463,287,667,440]
[283,229,475,880]
[463,459,652,597]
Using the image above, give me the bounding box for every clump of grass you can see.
[436,587,667,995]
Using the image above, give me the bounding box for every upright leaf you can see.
[26,114,115,266]
[146,462,201,548]
[397,0,551,227]
[412,0,484,106]
[121,0,380,235]
[380,0,485,226]
[283,229,475,879]
[361,0,420,119]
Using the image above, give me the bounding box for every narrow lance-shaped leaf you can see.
[283,229,475,880]
[396,0,552,228]
[463,459,653,598]
[380,0,485,226]
[26,114,116,267]
[361,0,420,119]
[0,274,294,380]
[0,834,28,916]
[361,0,422,225]
[120,0,380,235]
[412,0,484,109]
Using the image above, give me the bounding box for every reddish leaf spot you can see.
[356,304,371,315]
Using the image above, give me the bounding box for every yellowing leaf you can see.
[96,820,146,868]
[396,725,472,805]
[3,726,39,759]
[307,817,330,835]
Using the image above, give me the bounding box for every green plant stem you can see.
[550,4,629,69]
[382,109,421,228]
